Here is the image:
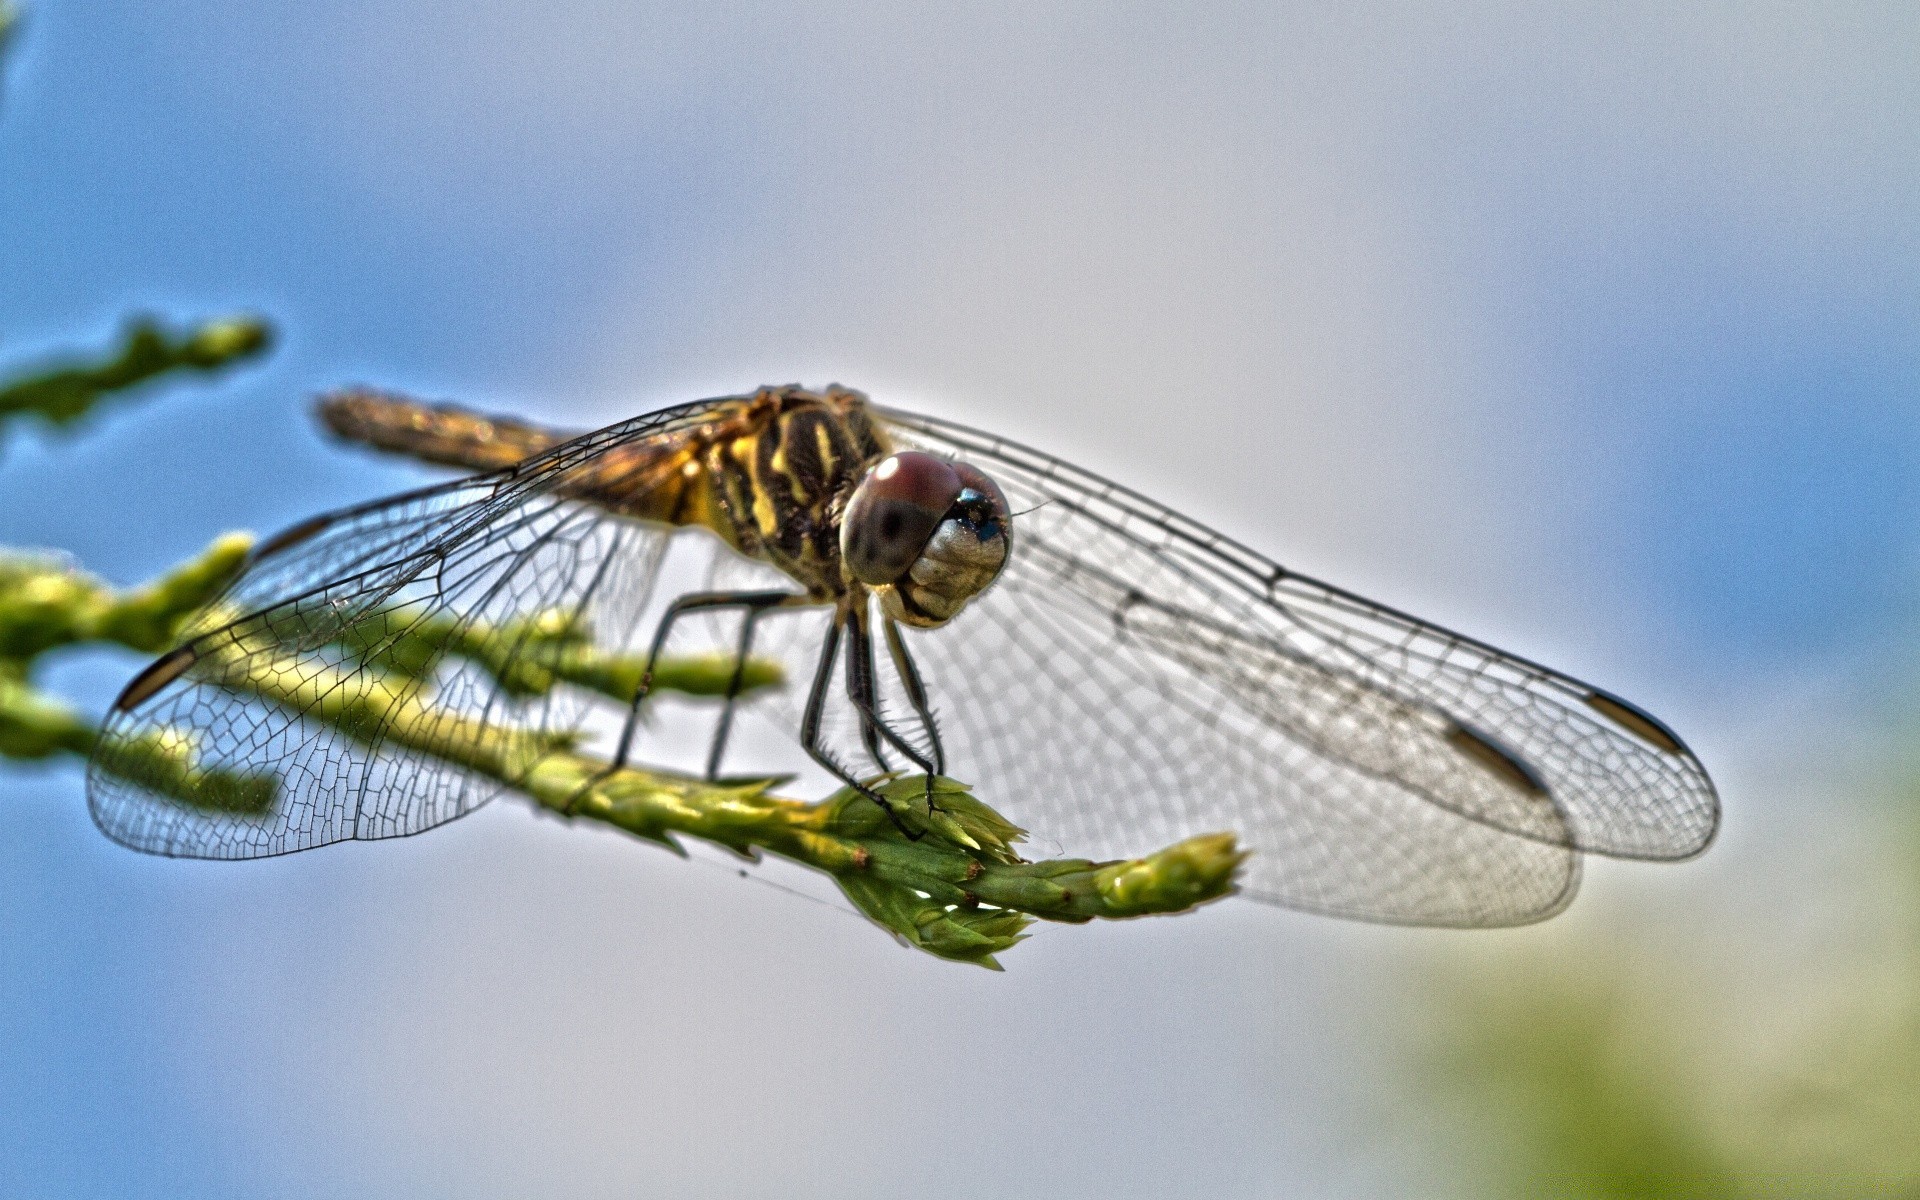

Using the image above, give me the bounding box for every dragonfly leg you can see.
[844,611,893,776]
[563,588,794,815]
[705,592,797,781]
[844,603,900,775]
[800,611,923,841]
[882,615,946,799]
[845,605,940,791]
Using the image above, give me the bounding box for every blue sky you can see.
[4,4,1917,1197]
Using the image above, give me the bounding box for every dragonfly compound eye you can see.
[884,462,1012,627]
[842,452,962,587]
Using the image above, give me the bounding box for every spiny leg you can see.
[845,603,938,782]
[882,615,945,777]
[799,611,923,840]
[844,612,945,816]
[844,603,894,776]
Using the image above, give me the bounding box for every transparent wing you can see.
[877,406,1717,926]
[86,401,722,859]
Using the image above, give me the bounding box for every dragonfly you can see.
[87,384,1718,926]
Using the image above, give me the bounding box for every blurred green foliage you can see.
[0,315,272,452]
[0,4,16,68]
[1421,945,1746,1198]
[0,14,272,791]
[0,294,275,770]
[0,3,17,94]
[0,535,253,760]
[0,16,283,792]
[1413,840,1920,1197]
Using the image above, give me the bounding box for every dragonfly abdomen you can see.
[318,387,729,534]
[318,384,890,600]
[319,388,570,471]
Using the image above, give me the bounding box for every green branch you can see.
[0,315,272,449]
[0,535,254,662]
[570,772,1244,969]
[64,544,1243,966]
[343,621,1238,957]
[0,536,254,759]
[0,535,252,769]
[331,605,781,706]
[0,533,775,765]
[102,623,1243,967]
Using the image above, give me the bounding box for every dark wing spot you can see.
[1585,688,1688,756]
[114,646,199,712]
[252,513,334,560]
[1445,721,1550,799]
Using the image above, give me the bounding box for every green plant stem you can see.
[0,536,255,761]
[8,531,1245,965]
[0,316,272,446]
[557,766,1245,951]
[0,535,255,661]
[160,631,1246,968]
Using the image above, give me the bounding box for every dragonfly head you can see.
[842,451,1011,628]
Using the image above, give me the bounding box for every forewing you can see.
[877,406,1717,925]
[86,402,719,859]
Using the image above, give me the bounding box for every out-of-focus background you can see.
[3,3,1915,1197]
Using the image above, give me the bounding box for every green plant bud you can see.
[1094,832,1246,917]
[183,317,273,365]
